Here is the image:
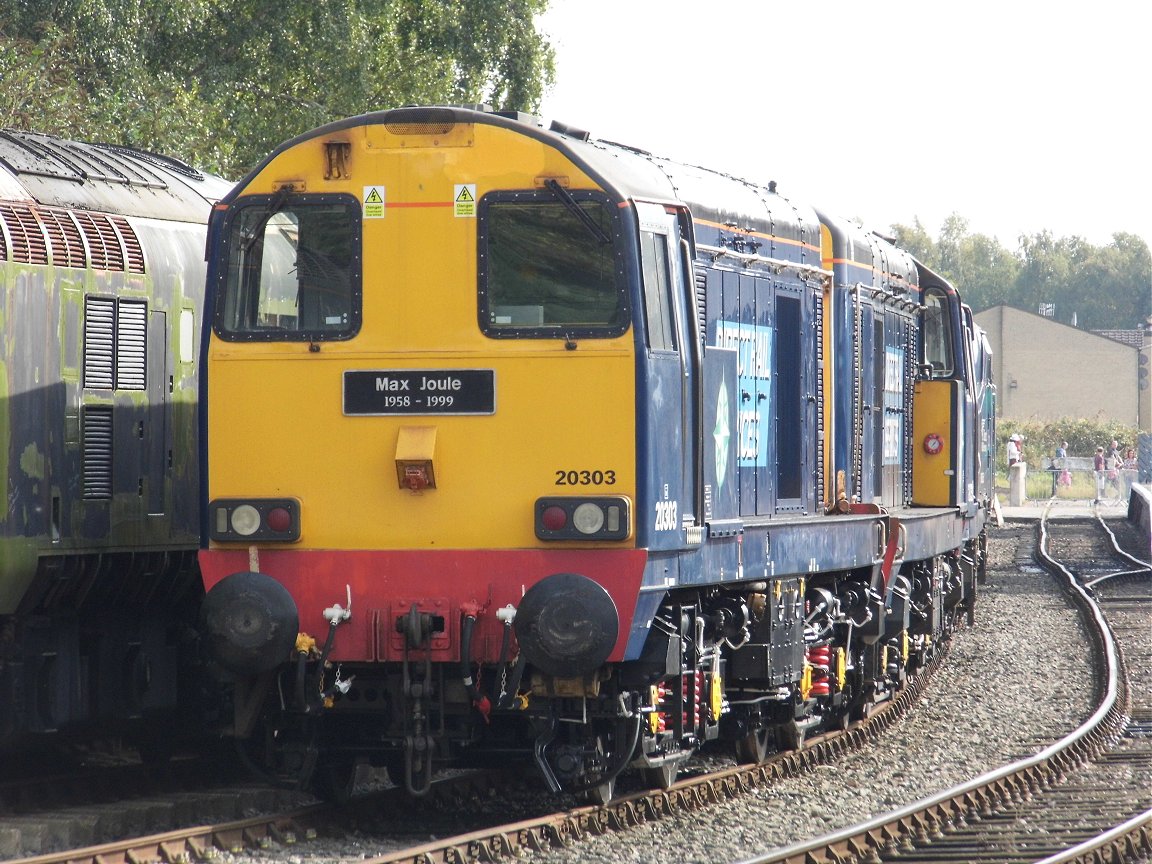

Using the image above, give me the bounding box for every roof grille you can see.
[0,202,49,264]
[384,107,457,136]
[72,210,124,271]
[0,202,146,273]
[40,208,87,268]
[110,215,145,273]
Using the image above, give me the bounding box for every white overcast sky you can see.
[537,1,1150,250]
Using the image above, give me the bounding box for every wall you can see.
[975,305,1140,425]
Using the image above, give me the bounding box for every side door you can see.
[853,289,879,506]
[636,203,699,550]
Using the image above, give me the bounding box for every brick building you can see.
[974,305,1149,430]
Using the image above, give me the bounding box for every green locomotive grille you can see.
[114,300,147,390]
[83,297,148,391]
[81,406,113,499]
[83,297,116,390]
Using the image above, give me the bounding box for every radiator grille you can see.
[83,296,117,389]
[84,296,148,390]
[114,300,147,390]
[82,406,114,499]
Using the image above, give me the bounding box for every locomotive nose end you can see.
[514,573,619,678]
[200,571,299,677]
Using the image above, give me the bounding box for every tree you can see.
[892,213,1019,311]
[1,0,555,177]
[890,215,1148,331]
[890,218,937,267]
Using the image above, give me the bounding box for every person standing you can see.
[1093,446,1106,503]
[1007,434,1021,467]
[1105,446,1122,500]
[1056,441,1071,487]
[1120,446,1137,498]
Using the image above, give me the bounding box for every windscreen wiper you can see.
[544,179,611,245]
[241,184,293,254]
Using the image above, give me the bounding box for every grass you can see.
[998,468,1127,502]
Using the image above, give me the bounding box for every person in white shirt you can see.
[1006,434,1021,467]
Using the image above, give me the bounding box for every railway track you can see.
[6,511,1148,864]
[2,649,951,864]
[739,505,1152,864]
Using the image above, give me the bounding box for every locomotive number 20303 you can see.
[554,469,618,485]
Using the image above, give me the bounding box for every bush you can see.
[997,418,1140,469]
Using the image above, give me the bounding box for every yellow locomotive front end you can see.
[199,107,646,793]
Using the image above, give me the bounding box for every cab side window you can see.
[921,288,954,376]
[640,230,676,351]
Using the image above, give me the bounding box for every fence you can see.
[1034,455,1140,502]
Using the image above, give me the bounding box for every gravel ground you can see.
[516,522,1094,864]
[223,522,1099,864]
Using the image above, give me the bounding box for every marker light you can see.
[266,507,293,533]
[542,506,568,531]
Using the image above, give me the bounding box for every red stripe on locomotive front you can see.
[199,548,646,664]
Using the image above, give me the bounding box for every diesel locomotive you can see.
[0,130,231,745]
[198,105,996,801]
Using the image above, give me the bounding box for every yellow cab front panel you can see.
[200,111,644,665]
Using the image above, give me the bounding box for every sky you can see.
[537,1,1151,251]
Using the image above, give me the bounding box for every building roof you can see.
[1092,329,1148,349]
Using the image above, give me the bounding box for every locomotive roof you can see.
[817,208,920,297]
[232,106,820,253]
[0,129,233,222]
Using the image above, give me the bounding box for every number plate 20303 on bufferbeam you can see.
[343,369,496,415]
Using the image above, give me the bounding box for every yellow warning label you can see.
[363,186,385,218]
[454,184,476,218]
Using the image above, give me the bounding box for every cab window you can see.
[921,288,954,376]
[479,188,629,338]
[215,194,361,341]
[639,230,676,351]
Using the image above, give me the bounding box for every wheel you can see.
[734,725,773,764]
[833,707,852,732]
[310,759,360,804]
[640,761,679,789]
[570,721,634,805]
[777,718,806,752]
[580,776,616,805]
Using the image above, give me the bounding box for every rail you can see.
[737,501,1135,864]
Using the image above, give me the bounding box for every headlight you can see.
[230,504,262,536]
[572,502,605,534]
